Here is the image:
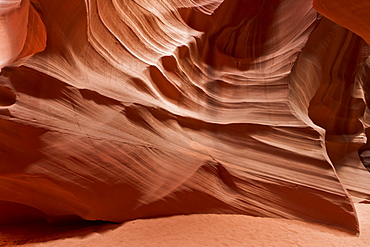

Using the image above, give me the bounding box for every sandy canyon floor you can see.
[0,203,368,247]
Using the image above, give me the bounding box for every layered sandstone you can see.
[0,0,369,234]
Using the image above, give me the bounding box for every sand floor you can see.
[0,203,369,247]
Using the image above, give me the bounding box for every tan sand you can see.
[0,203,369,247]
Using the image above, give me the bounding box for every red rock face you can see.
[0,0,46,69]
[313,0,370,45]
[0,0,369,234]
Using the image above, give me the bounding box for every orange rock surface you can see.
[313,0,370,45]
[0,0,370,235]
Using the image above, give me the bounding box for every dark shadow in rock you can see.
[0,201,119,246]
[2,67,68,100]
[0,86,16,107]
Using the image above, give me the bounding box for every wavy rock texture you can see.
[0,0,370,234]
[0,0,46,69]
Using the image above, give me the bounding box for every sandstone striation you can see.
[0,0,370,234]
[0,0,46,69]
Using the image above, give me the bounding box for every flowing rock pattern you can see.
[0,0,46,69]
[0,0,369,234]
